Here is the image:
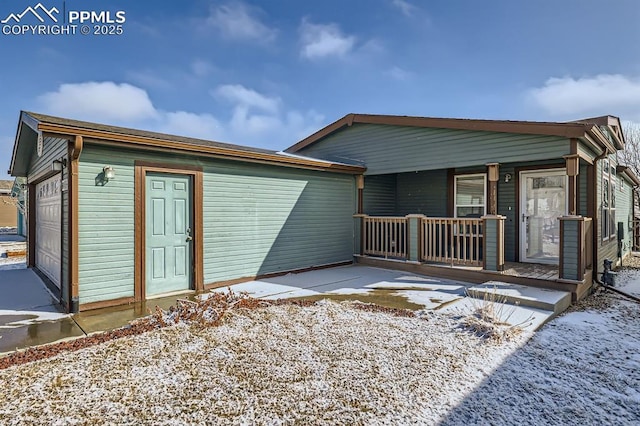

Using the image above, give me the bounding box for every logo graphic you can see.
[1,3,59,24]
[2,2,126,36]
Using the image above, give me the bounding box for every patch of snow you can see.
[326,287,373,295]
[441,296,640,425]
[616,268,640,298]
[0,257,26,271]
[0,310,70,328]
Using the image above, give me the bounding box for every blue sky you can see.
[1,0,639,180]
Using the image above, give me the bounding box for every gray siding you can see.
[597,154,618,266]
[396,170,447,216]
[77,145,355,304]
[497,165,517,262]
[617,174,634,261]
[579,163,588,216]
[363,174,396,215]
[561,220,579,280]
[298,124,571,175]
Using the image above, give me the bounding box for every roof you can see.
[616,165,640,187]
[9,112,366,176]
[285,113,624,153]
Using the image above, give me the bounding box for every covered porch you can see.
[352,157,594,301]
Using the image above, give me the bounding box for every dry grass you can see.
[459,287,533,343]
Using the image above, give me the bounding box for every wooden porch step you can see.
[467,281,572,315]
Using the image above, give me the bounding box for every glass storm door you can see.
[146,173,193,297]
[520,169,567,264]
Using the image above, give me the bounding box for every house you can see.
[8,111,364,313]
[11,177,27,236]
[8,111,637,313]
[0,180,17,228]
[286,113,638,300]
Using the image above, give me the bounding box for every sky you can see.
[0,0,639,180]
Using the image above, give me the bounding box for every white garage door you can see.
[36,174,61,288]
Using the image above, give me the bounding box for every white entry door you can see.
[36,174,62,288]
[520,169,567,264]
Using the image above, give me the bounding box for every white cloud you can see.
[385,66,413,81]
[37,82,159,123]
[34,81,323,149]
[205,2,276,43]
[214,84,280,113]
[529,74,640,120]
[299,19,356,60]
[391,0,417,17]
[191,59,216,77]
[159,112,223,140]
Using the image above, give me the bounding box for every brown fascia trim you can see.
[617,165,640,187]
[36,122,366,175]
[285,113,599,153]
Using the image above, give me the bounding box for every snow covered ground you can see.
[0,284,638,425]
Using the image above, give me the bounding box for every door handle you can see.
[186,227,193,242]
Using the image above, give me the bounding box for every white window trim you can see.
[454,173,487,218]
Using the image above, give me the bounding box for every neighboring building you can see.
[8,111,638,312]
[9,112,364,312]
[286,113,637,301]
[0,180,17,228]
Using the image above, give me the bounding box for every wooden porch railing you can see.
[362,216,407,258]
[421,218,483,266]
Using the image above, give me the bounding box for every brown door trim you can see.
[134,165,204,302]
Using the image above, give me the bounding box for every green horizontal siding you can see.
[202,166,354,283]
[617,174,633,260]
[77,145,355,304]
[561,220,579,280]
[396,170,447,216]
[78,153,135,304]
[363,174,396,215]
[597,155,618,267]
[298,124,571,175]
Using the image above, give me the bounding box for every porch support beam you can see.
[486,163,499,215]
[482,215,506,272]
[564,154,579,216]
[558,216,592,282]
[356,175,364,214]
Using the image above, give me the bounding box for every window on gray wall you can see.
[454,174,486,218]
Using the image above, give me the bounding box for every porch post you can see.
[558,216,587,281]
[564,154,579,216]
[405,214,425,262]
[486,163,499,215]
[356,174,365,214]
[482,215,505,271]
[353,214,366,256]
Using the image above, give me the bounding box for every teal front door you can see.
[146,173,192,297]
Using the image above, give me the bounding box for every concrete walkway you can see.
[1,264,569,355]
[0,268,83,355]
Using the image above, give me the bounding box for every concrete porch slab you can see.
[467,281,572,315]
[210,265,473,311]
[437,297,554,331]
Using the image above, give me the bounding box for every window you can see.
[602,160,616,240]
[454,174,486,218]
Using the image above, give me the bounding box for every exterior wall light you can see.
[52,158,67,171]
[103,166,115,181]
[504,173,512,183]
